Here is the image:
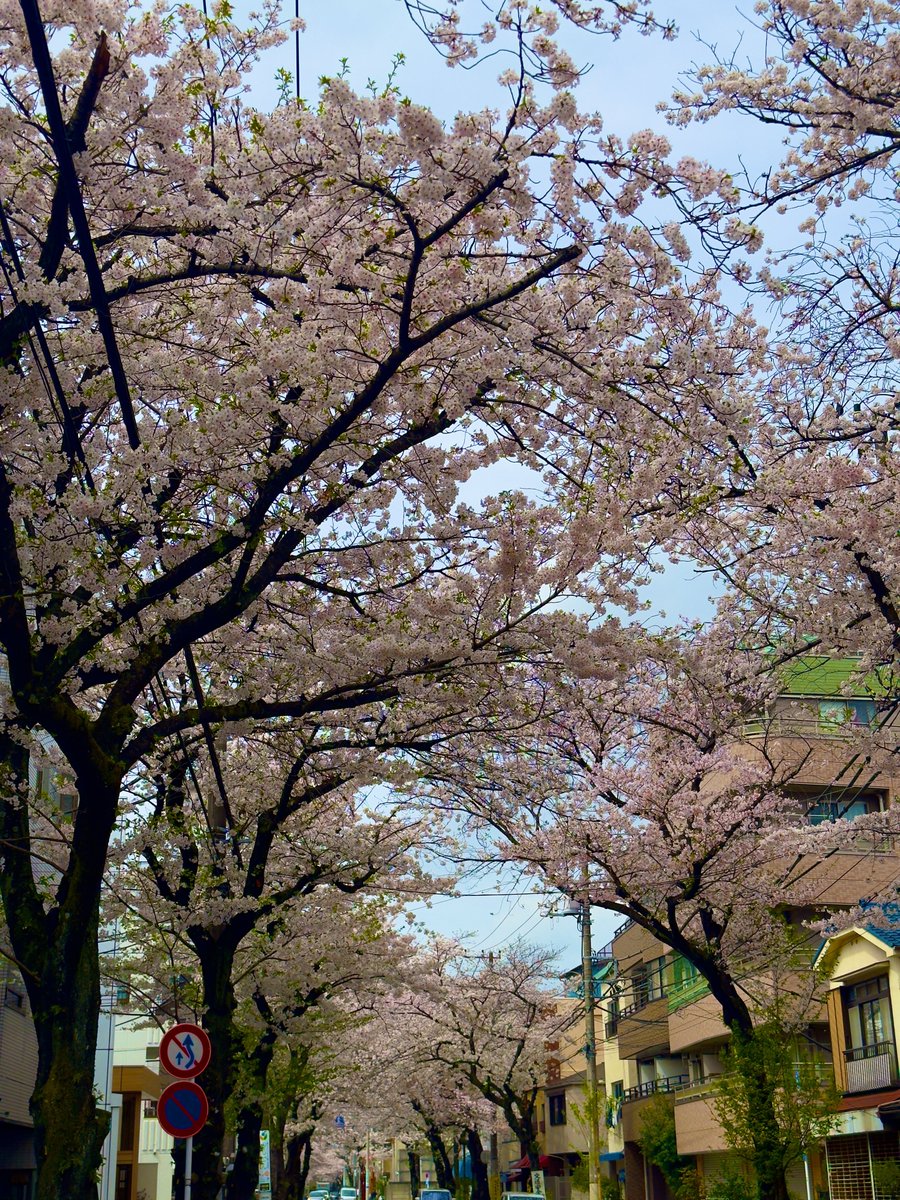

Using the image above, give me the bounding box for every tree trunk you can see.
[678,941,790,1200]
[0,741,119,1200]
[414,1109,453,1191]
[30,901,110,1200]
[467,1129,490,1200]
[277,1127,315,1200]
[408,1149,421,1200]
[227,1025,277,1200]
[191,935,240,1200]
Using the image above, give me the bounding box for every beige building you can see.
[818,922,900,1197]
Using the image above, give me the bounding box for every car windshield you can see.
[420,1191,452,1200]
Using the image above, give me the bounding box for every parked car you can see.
[340,1189,358,1200]
[501,1193,540,1200]
[308,1189,330,1200]
[419,1189,453,1200]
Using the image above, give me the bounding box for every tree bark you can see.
[0,740,119,1200]
[408,1149,421,1200]
[191,935,241,1200]
[276,1126,315,1200]
[423,1122,454,1190]
[467,1129,490,1200]
[227,1024,278,1200]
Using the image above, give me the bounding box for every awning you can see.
[836,1087,900,1113]
[112,1065,165,1099]
[507,1156,565,1176]
[599,1153,624,1163]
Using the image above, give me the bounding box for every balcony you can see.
[844,1041,899,1093]
[623,1074,690,1103]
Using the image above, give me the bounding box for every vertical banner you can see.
[259,1129,272,1196]
[530,1171,546,1197]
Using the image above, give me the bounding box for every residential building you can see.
[817,916,900,1199]
[109,1016,172,1200]
[559,658,900,1200]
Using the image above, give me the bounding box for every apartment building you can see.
[109,1016,172,1200]
[817,915,900,1198]
[572,659,900,1200]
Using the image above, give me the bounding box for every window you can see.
[818,699,876,731]
[806,789,884,825]
[672,956,699,991]
[845,976,894,1050]
[145,1045,160,1062]
[59,792,77,817]
[548,1093,567,1126]
[605,996,619,1039]
[4,984,25,1012]
[633,957,667,1005]
[119,1095,136,1151]
[143,1100,158,1119]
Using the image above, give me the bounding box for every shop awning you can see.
[599,1153,624,1163]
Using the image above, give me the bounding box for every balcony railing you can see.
[619,992,666,1020]
[623,1074,690,1103]
[844,1041,899,1093]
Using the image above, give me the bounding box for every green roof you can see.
[778,656,892,699]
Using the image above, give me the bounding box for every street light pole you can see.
[579,899,602,1200]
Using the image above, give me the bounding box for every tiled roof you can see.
[836,1086,900,1112]
[861,901,900,947]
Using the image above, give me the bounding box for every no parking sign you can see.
[157,1080,209,1139]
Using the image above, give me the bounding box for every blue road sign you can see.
[157,1080,209,1139]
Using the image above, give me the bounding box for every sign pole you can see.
[185,1135,193,1200]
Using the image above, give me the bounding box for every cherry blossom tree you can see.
[0,0,763,1195]
[428,625,900,1200]
[664,2,900,667]
[402,941,568,1170]
[111,736,429,1200]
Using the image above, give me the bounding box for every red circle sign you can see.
[157,1080,209,1139]
[160,1022,212,1079]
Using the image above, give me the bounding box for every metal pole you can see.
[185,1135,193,1200]
[581,900,602,1200]
[367,1128,372,1200]
[803,1154,813,1200]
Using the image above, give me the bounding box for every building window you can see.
[4,984,25,1012]
[548,1093,567,1126]
[119,1095,137,1151]
[818,699,876,731]
[633,957,667,1006]
[804,788,884,825]
[145,1045,160,1062]
[59,791,77,817]
[143,1100,158,1119]
[845,976,894,1049]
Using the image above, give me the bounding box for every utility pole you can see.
[578,898,602,1200]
